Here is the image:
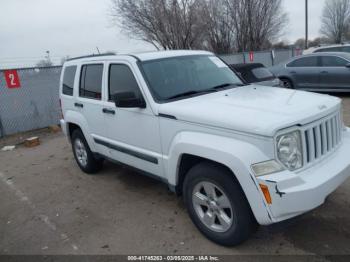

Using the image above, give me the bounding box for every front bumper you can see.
[257,128,350,223]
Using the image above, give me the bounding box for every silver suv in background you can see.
[270,52,350,92]
[304,44,350,54]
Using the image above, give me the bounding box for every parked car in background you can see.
[270,52,350,92]
[230,63,281,87]
[303,44,350,54]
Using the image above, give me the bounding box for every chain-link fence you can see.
[0,66,62,137]
[220,48,302,67]
[0,48,301,138]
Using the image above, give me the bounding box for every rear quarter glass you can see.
[62,66,77,96]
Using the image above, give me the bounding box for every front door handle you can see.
[321,71,329,74]
[290,71,297,74]
[74,103,84,108]
[102,108,116,115]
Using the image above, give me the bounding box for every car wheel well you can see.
[279,77,294,87]
[68,123,81,141]
[279,76,291,81]
[176,154,235,196]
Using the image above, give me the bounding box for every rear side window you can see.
[79,64,103,100]
[287,57,318,67]
[321,56,348,67]
[109,64,142,101]
[62,66,77,96]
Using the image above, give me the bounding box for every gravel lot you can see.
[1,94,350,258]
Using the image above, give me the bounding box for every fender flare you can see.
[165,132,273,225]
[64,110,96,152]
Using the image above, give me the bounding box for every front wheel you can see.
[183,162,258,246]
[280,78,294,89]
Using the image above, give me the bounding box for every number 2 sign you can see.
[4,70,21,88]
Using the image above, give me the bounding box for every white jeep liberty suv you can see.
[60,50,350,246]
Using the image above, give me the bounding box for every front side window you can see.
[140,55,243,102]
[79,64,103,100]
[321,56,349,67]
[62,66,77,96]
[109,64,142,101]
[287,57,318,67]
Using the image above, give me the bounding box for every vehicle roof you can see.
[288,52,350,62]
[303,43,350,54]
[132,50,213,61]
[304,51,350,56]
[313,43,350,50]
[64,50,214,65]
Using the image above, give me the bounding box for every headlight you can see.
[277,131,303,171]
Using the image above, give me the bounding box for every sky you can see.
[0,0,326,68]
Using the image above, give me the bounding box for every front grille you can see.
[303,111,343,165]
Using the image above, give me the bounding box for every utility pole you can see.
[305,0,309,50]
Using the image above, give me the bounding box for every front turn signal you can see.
[259,184,272,204]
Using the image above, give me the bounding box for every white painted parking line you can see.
[0,172,79,252]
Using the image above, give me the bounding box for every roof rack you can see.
[66,52,116,62]
[126,54,141,62]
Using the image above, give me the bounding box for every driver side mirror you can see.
[346,63,350,68]
[114,92,146,109]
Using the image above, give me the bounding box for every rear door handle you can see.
[74,103,84,108]
[290,71,297,74]
[103,108,116,115]
[321,71,329,74]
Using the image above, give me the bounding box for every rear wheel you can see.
[71,129,103,174]
[280,78,294,89]
[183,162,258,246]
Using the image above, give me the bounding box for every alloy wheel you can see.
[192,181,234,233]
[74,139,88,167]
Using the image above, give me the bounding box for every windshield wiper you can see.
[166,89,217,100]
[166,83,245,101]
[211,83,246,90]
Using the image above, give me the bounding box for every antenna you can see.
[96,47,101,54]
[305,0,308,49]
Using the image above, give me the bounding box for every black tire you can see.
[280,78,294,89]
[183,161,258,246]
[71,129,103,174]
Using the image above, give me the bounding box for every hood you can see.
[158,85,341,137]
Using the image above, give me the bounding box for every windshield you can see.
[140,55,244,102]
